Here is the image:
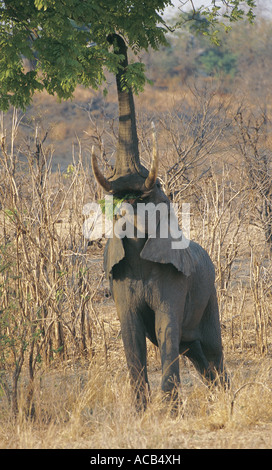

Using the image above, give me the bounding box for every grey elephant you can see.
[92,34,228,408]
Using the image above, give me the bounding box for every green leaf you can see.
[34,0,48,11]
[0,0,257,110]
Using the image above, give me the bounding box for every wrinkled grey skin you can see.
[92,34,228,408]
[103,187,227,406]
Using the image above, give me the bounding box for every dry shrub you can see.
[0,109,108,416]
[50,121,72,141]
[0,88,272,448]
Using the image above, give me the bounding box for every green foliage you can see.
[0,0,257,110]
[99,193,143,219]
[221,0,256,24]
[0,0,171,110]
[152,1,261,85]
[175,10,211,36]
[120,62,153,94]
[173,1,256,46]
[198,48,237,78]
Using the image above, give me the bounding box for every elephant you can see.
[91,34,228,408]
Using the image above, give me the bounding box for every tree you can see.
[0,0,256,111]
[198,47,237,77]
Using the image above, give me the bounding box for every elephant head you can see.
[91,122,159,196]
[92,34,194,278]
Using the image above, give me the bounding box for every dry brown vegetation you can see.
[1,74,272,448]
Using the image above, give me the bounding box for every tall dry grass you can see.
[1,349,272,448]
[0,87,272,448]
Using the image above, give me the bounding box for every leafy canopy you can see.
[175,0,256,46]
[0,0,256,111]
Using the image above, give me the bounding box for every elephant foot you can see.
[204,366,230,391]
[162,391,182,417]
[133,382,150,413]
[160,383,183,416]
[218,370,231,390]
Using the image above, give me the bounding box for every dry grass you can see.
[1,330,272,449]
[1,87,272,449]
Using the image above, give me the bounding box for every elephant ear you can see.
[103,213,197,278]
[140,219,196,277]
[104,235,125,278]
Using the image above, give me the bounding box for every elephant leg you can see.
[155,310,180,401]
[180,339,216,381]
[119,309,149,410]
[200,289,229,387]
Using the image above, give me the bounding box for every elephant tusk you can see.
[144,122,159,190]
[91,146,112,193]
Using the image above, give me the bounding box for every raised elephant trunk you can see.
[92,34,159,193]
[144,122,158,190]
[92,123,158,193]
[107,34,141,177]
